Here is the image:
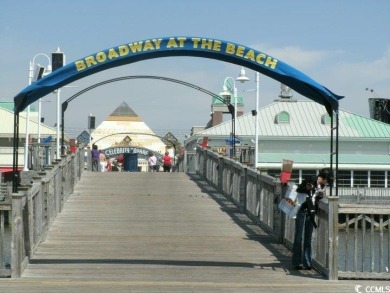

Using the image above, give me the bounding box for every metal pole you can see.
[255,72,259,169]
[13,112,20,192]
[56,89,61,159]
[61,102,66,155]
[233,113,236,158]
[233,83,237,159]
[37,98,41,143]
[23,61,33,171]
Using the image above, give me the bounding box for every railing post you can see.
[239,166,247,212]
[11,192,26,278]
[203,149,207,178]
[273,177,284,243]
[86,146,92,171]
[328,196,339,280]
[218,155,223,191]
[32,175,43,251]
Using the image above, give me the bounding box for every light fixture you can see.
[236,66,250,83]
[219,85,231,98]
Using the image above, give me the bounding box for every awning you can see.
[225,138,241,144]
[0,167,22,173]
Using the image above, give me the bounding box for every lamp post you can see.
[219,68,249,158]
[37,58,52,143]
[51,47,65,159]
[255,72,260,169]
[243,72,260,169]
[24,53,51,171]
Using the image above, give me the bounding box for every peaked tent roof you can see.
[91,102,166,153]
[107,101,140,121]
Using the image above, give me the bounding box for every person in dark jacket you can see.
[91,145,100,172]
[292,169,332,270]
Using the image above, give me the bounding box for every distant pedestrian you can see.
[111,160,120,172]
[106,159,112,172]
[162,151,172,172]
[91,145,100,172]
[99,150,107,172]
[148,152,157,172]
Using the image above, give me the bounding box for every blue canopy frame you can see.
[12,36,343,192]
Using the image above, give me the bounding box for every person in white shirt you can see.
[148,152,157,172]
[99,150,107,172]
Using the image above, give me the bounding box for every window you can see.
[353,170,368,187]
[301,169,317,182]
[267,169,280,178]
[370,171,385,187]
[321,113,333,125]
[275,111,290,124]
[337,170,351,187]
[266,168,299,183]
[291,169,300,183]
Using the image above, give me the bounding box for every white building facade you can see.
[185,98,390,188]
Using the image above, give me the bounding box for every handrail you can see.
[3,144,85,277]
[195,147,390,280]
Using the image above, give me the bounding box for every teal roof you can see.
[341,113,390,137]
[260,153,390,165]
[0,102,14,111]
[0,101,36,112]
[212,96,243,106]
[200,100,390,139]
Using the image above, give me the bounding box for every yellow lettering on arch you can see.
[265,57,278,69]
[212,40,221,51]
[236,46,245,57]
[85,56,97,67]
[108,48,119,59]
[244,50,255,61]
[118,45,129,56]
[225,43,235,54]
[167,38,178,48]
[96,52,107,63]
[201,39,213,50]
[152,38,162,49]
[75,60,86,71]
[177,37,186,47]
[256,53,266,64]
[143,40,154,51]
[192,38,201,48]
[129,41,143,53]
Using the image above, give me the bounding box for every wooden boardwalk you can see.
[0,172,380,292]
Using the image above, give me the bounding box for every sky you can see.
[1,0,389,141]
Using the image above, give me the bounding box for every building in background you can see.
[0,101,64,181]
[369,98,390,124]
[185,94,390,188]
[90,102,168,171]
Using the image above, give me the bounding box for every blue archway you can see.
[14,36,343,113]
[12,36,343,193]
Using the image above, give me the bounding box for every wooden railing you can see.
[338,187,390,203]
[337,204,390,279]
[196,147,390,280]
[0,145,85,278]
[0,183,11,277]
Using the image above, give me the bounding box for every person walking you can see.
[91,145,100,172]
[99,150,107,172]
[162,151,172,172]
[148,152,157,172]
[292,169,332,270]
